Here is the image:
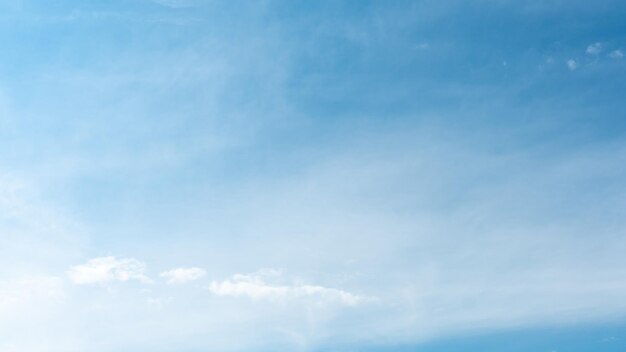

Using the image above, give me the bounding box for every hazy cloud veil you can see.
[0,0,625,351]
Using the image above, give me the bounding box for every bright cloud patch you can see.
[67,256,151,285]
[208,271,364,306]
[160,267,206,284]
[566,59,577,70]
[586,42,602,55]
[609,49,624,59]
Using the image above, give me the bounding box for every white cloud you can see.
[586,42,602,55]
[609,49,624,59]
[566,59,577,70]
[67,256,151,285]
[160,267,206,284]
[209,270,364,306]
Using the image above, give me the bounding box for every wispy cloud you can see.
[609,49,624,59]
[566,59,577,70]
[586,42,602,55]
[209,270,365,306]
[160,267,206,284]
[1,1,626,350]
[67,257,151,285]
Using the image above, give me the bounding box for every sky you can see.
[1,0,626,351]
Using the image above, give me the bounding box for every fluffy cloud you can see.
[208,271,364,306]
[586,42,602,55]
[160,267,206,284]
[67,256,151,285]
[566,59,577,70]
[609,49,624,59]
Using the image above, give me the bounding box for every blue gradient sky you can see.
[1,1,626,351]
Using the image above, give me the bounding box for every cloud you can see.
[566,59,577,70]
[67,256,151,285]
[209,270,364,306]
[586,42,602,55]
[160,267,206,284]
[609,49,624,59]
[2,1,626,350]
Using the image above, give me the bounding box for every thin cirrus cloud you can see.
[208,270,365,306]
[1,1,625,350]
[67,256,152,285]
[160,267,206,284]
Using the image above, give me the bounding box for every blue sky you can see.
[1,0,626,351]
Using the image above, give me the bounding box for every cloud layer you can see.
[1,0,626,351]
